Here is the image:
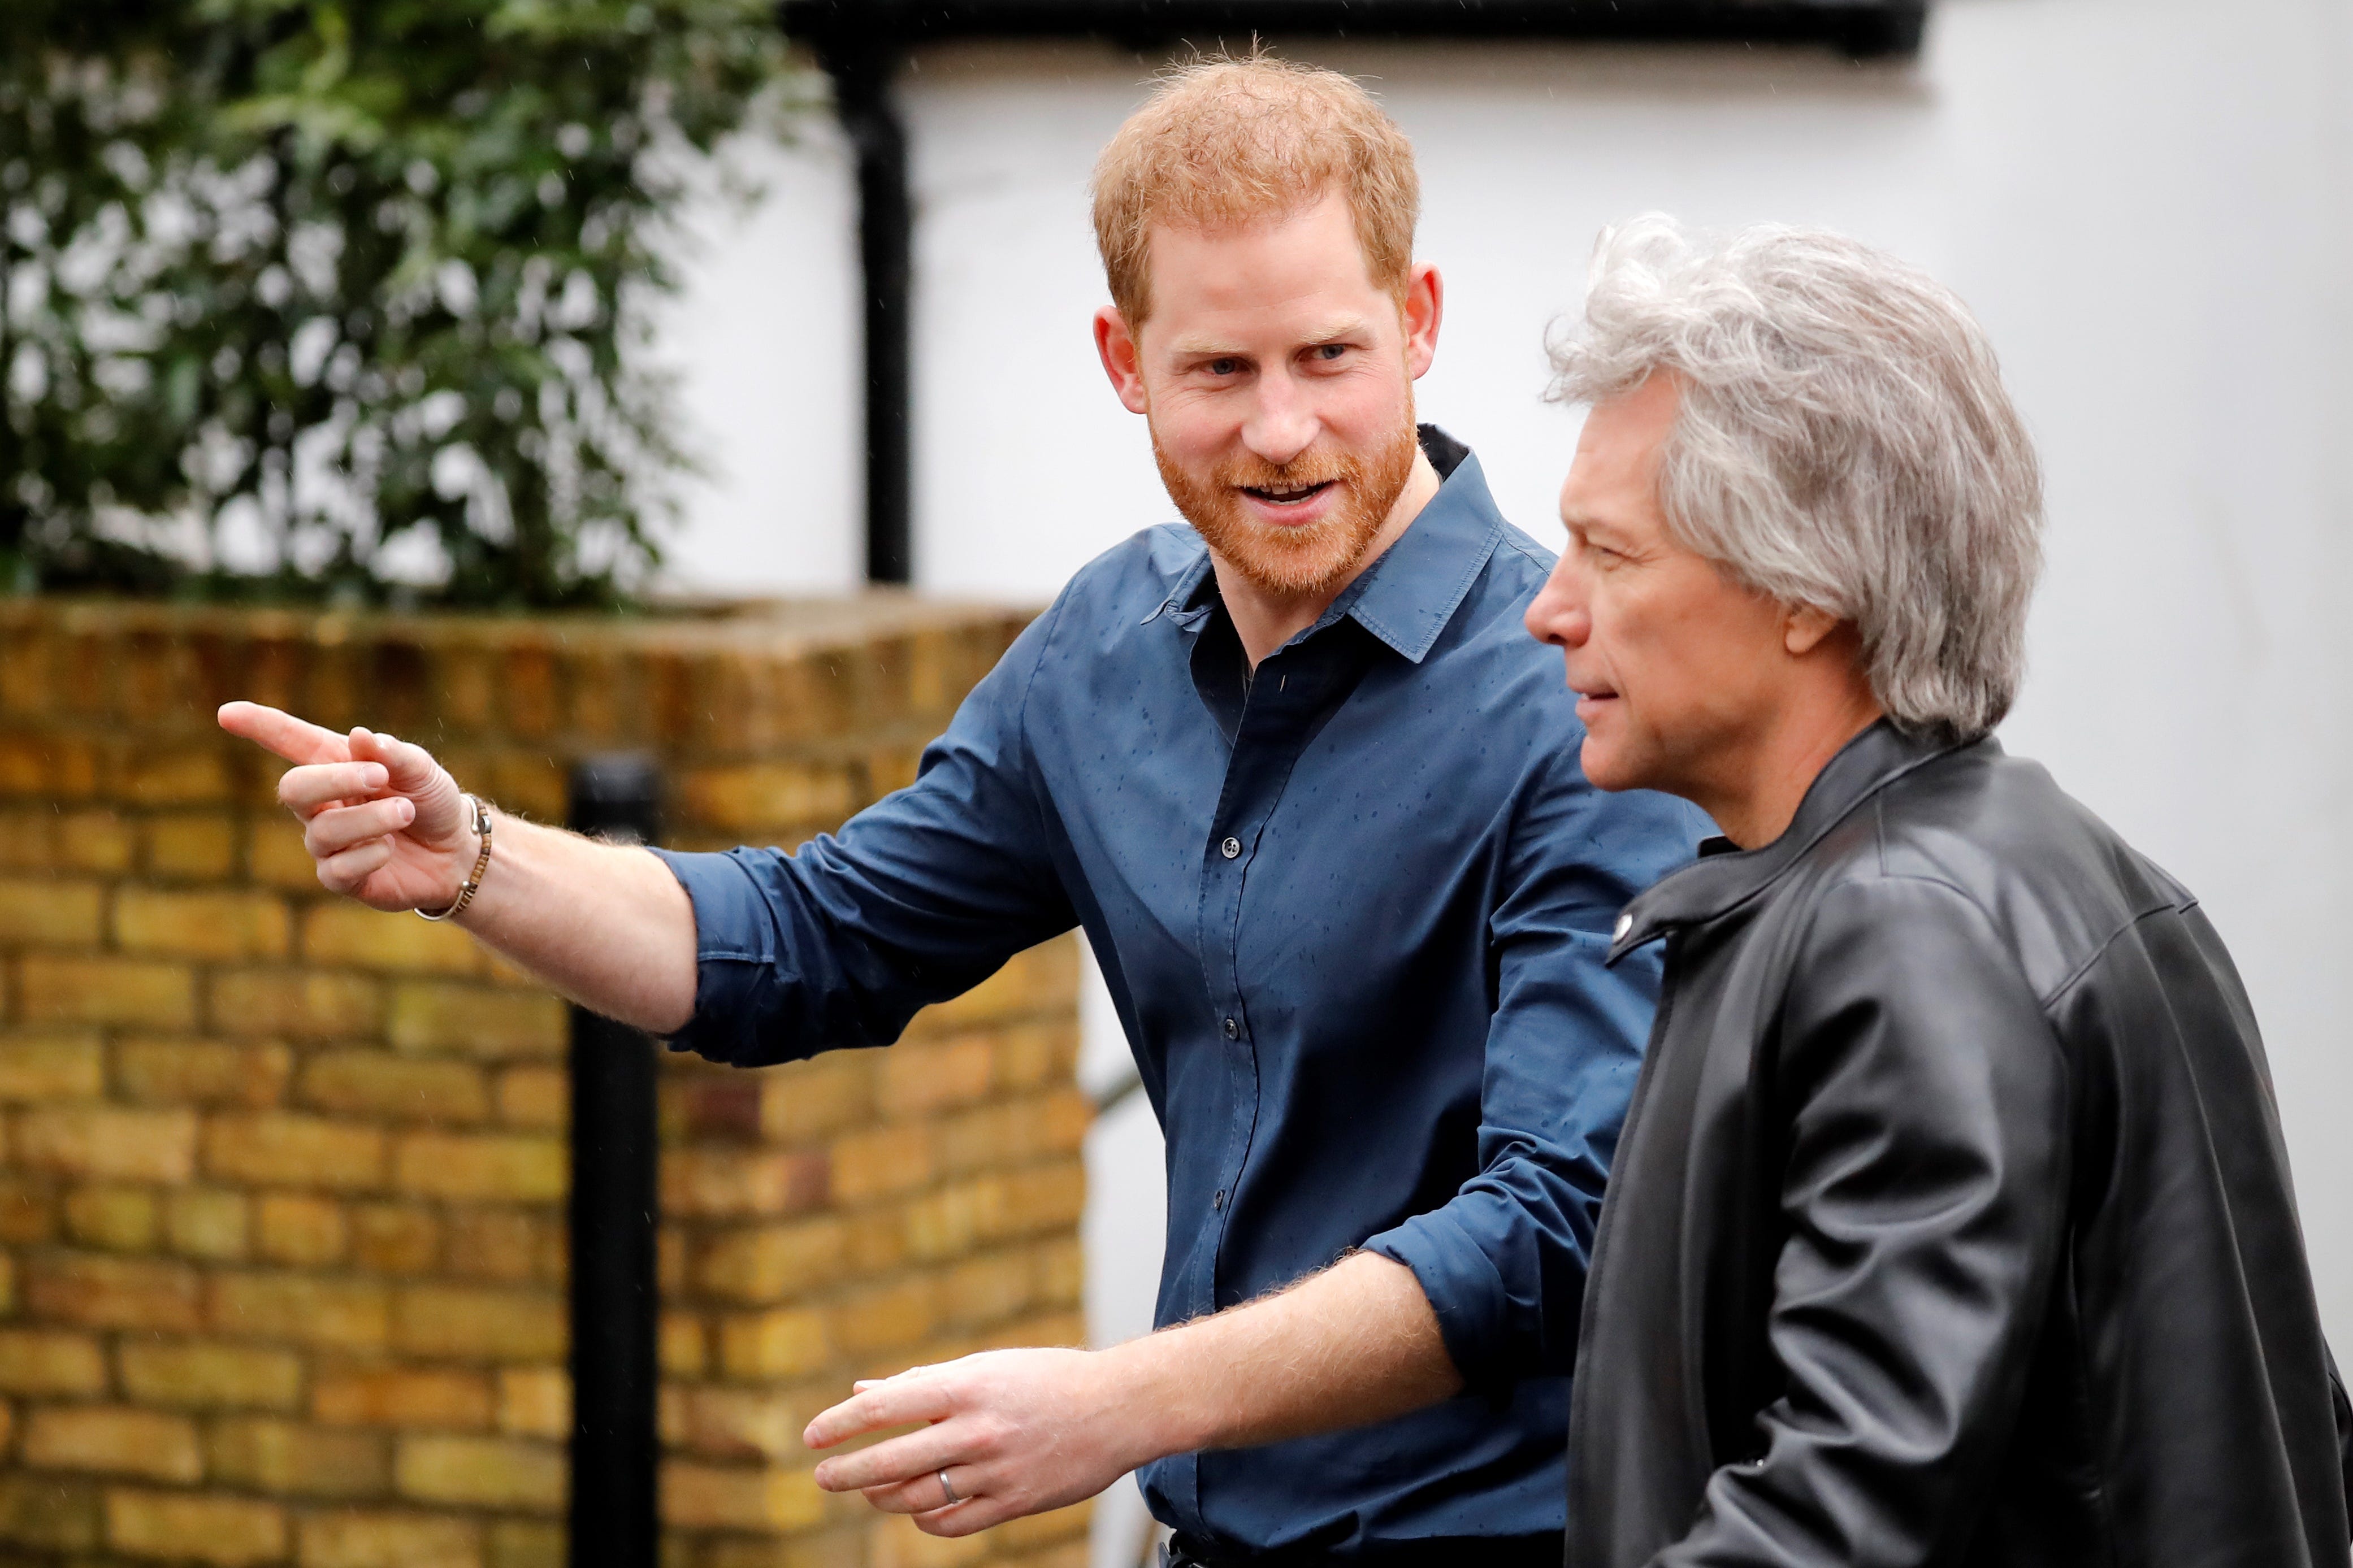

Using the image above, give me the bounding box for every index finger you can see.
[804,1375,956,1451]
[218,702,353,766]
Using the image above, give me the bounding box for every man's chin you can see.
[1209,528,1368,598]
[1577,732,1645,794]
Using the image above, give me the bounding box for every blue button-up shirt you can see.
[653,433,1706,1555]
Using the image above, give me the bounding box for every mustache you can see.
[1209,449,1364,490]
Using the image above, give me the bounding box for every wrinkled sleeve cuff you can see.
[647,847,794,1068]
[1364,1208,1517,1391]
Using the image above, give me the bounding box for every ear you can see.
[1401,262,1442,380]
[1094,306,1150,416]
[1784,603,1846,657]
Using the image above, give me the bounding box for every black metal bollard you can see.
[566,755,664,1568]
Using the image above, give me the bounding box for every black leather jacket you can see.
[1567,722,2353,1567]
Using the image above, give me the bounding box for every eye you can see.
[1206,357,1242,377]
[1313,344,1346,361]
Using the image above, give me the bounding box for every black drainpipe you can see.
[820,37,914,587]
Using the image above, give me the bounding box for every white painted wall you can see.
[656,5,2353,1561]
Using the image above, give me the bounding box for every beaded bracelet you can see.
[417,794,492,922]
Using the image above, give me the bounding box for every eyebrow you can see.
[1164,316,1372,359]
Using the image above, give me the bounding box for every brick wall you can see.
[0,597,1090,1568]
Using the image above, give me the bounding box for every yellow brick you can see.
[164,1187,250,1259]
[0,878,104,944]
[991,1020,1080,1092]
[0,1328,109,1395]
[21,1405,201,1482]
[105,1488,287,1566]
[994,1502,1093,1551]
[256,1192,347,1265]
[496,1367,570,1439]
[144,811,237,879]
[63,1185,159,1250]
[999,1161,1086,1239]
[444,1208,561,1285]
[0,1470,101,1550]
[939,1251,1035,1330]
[679,762,858,833]
[0,1175,40,1245]
[661,1146,827,1218]
[868,1514,991,1568]
[697,1218,847,1304]
[393,1131,564,1202]
[115,887,289,961]
[662,1462,826,1533]
[487,1519,563,1568]
[916,939,1075,1032]
[304,1050,488,1123]
[830,1123,933,1204]
[119,749,233,806]
[300,1510,483,1568]
[829,1279,935,1357]
[313,1367,493,1431]
[660,1311,707,1378]
[0,1253,13,1314]
[210,1271,389,1350]
[388,981,566,1059]
[350,1202,440,1274]
[205,1112,385,1190]
[717,1308,830,1380]
[207,1415,389,1498]
[118,1339,302,1410]
[20,954,197,1029]
[57,808,134,872]
[250,816,323,891]
[27,1250,202,1331]
[0,1032,104,1100]
[209,968,383,1040]
[666,1387,796,1462]
[303,902,487,976]
[395,1284,566,1361]
[18,1104,197,1182]
[494,1065,566,1129]
[117,1037,292,1107]
[0,806,45,868]
[757,1053,873,1143]
[1033,1235,1084,1311]
[395,1435,564,1511]
[877,1036,994,1119]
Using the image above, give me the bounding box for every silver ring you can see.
[938,1469,960,1507]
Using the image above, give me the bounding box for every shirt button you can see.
[1220,836,1242,859]
[1222,1017,1240,1039]
[1212,1189,1227,1211]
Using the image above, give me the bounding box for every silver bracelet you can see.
[417,794,492,922]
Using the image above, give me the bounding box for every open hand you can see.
[805,1347,1151,1538]
[217,701,474,912]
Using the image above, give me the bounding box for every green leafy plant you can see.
[1,0,800,607]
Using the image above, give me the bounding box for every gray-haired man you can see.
[1524,217,2353,1567]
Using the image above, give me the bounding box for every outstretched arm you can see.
[217,702,697,1032]
[803,1250,1460,1539]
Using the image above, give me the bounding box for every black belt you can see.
[1164,1531,1563,1567]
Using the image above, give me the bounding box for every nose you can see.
[1524,553,1592,650]
[1242,367,1318,470]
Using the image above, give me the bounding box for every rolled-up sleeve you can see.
[1364,749,1705,1388]
[651,602,1078,1069]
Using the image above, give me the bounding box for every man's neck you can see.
[1699,686,1885,850]
[1214,449,1442,668]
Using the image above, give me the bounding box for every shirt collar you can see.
[1606,719,1983,963]
[1139,425,1506,666]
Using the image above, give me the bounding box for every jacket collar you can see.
[1140,425,1505,666]
[1606,718,1975,963]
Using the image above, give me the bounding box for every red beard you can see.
[1151,414,1419,598]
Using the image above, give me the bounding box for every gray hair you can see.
[1550,215,2043,742]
